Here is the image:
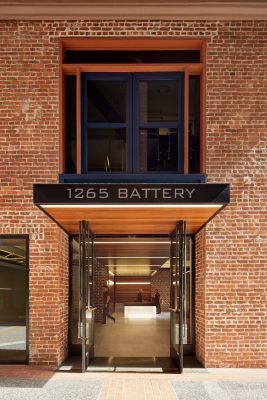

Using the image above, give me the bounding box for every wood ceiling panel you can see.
[41,206,221,234]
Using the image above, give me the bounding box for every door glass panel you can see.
[139,128,178,172]
[170,233,179,355]
[87,80,126,123]
[79,222,95,372]
[139,79,179,123]
[87,128,126,172]
[184,237,193,345]
[170,222,186,373]
[0,238,27,362]
[70,233,95,369]
[86,230,95,361]
[70,237,81,353]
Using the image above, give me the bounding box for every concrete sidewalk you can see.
[0,365,266,400]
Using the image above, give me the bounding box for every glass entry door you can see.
[170,221,186,373]
[79,221,95,372]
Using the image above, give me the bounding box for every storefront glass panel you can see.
[0,237,28,363]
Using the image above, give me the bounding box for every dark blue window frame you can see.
[81,72,184,176]
[60,71,205,183]
[81,73,132,174]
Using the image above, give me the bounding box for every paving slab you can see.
[0,366,266,400]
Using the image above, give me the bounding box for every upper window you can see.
[61,41,204,181]
[82,73,183,174]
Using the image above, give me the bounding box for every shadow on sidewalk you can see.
[0,365,55,388]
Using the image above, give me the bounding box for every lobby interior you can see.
[67,235,195,372]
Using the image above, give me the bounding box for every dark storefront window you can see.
[0,236,28,363]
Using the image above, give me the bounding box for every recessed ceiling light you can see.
[98,257,167,259]
[106,265,162,267]
[116,282,151,285]
[95,241,170,244]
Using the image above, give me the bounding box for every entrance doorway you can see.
[34,181,229,372]
[68,221,194,373]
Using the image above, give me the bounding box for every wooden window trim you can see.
[59,38,206,175]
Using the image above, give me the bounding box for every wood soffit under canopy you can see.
[38,206,224,235]
[0,1,267,20]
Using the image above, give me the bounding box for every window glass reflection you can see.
[139,128,178,172]
[139,80,179,123]
[87,128,126,172]
[87,80,126,123]
[0,238,27,362]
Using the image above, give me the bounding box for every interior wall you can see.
[115,276,151,304]
[93,259,108,322]
[151,269,170,311]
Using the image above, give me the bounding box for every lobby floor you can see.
[94,311,170,358]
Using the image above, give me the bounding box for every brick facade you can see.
[195,229,206,366]
[0,19,266,367]
[93,259,108,323]
[151,269,170,312]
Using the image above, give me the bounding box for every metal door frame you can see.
[170,220,186,373]
[78,220,95,372]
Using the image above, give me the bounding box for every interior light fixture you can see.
[41,204,221,209]
[108,271,115,276]
[105,264,162,267]
[151,271,157,276]
[98,257,167,259]
[116,282,151,285]
[109,269,156,273]
[95,241,170,244]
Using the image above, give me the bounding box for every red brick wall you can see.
[195,229,206,366]
[93,259,108,323]
[151,269,170,312]
[115,276,151,304]
[0,19,266,367]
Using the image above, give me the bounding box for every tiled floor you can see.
[95,311,170,357]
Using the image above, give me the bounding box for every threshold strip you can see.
[86,366,163,372]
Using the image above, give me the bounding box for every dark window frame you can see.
[81,73,132,174]
[0,234,29,364]
[81,72,184,177]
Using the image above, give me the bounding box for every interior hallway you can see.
[94,311,170,357]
